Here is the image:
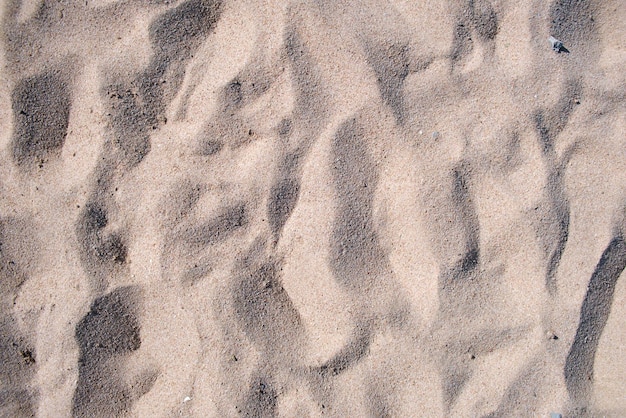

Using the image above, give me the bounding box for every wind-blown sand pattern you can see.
[0,0,625,416]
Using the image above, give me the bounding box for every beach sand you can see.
[0,0,625,416]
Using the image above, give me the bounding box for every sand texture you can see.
[1,0,625,416]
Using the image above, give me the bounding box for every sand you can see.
[0,0,625,416]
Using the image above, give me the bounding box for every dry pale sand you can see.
[0,0,625,417]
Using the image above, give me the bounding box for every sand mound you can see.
[1,0,625,416]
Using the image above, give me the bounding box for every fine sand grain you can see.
[1,0,625,417]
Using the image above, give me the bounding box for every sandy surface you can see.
[0,0,625,417]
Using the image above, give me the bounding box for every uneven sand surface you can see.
[1,0,625,416]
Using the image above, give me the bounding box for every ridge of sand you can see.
[1,0,625,416]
